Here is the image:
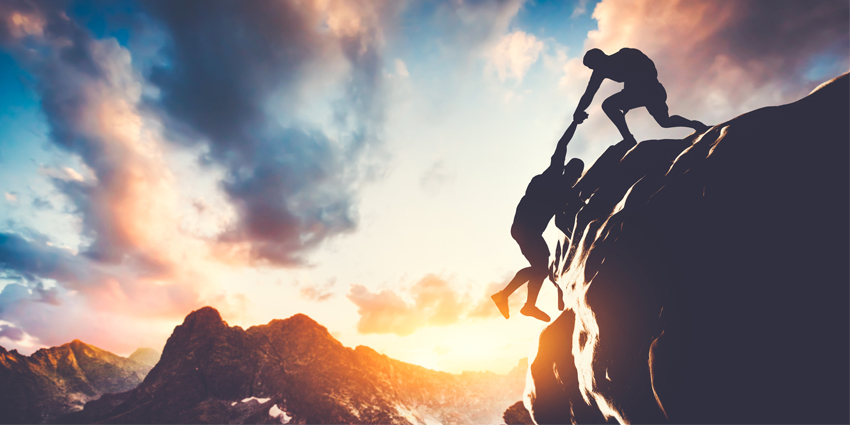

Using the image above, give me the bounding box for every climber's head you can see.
[583,48,606,70]
[563,158,584,185]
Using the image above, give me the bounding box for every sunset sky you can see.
[0,0,847,374]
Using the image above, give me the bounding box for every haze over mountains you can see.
[0,308,526,424]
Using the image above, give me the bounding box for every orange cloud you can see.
[410,274,466,326]
[347,284,423,336]
[347,274,516,336]
[3,8,45,39]
[316,0,389,41]
[299,278,337,302]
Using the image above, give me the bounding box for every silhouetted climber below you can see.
[491,118,585,322]
[574,48,709,145]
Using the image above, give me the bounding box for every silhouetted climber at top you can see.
[575,48,709,145]
[491,118,585,322]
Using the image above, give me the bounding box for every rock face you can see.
[87,307,526,424]
[0,340,155,424]
[528,74,849,423]
[502,401,534,425]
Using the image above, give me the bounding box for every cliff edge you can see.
[529,74,849,424]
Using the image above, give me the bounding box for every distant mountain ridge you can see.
[128,347,160,368]
[0,340,155,423]
[81,307,527,424]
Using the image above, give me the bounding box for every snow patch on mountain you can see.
[269,404,291,424]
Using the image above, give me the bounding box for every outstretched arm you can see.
[548,120,579,172]
[573,71,604,121]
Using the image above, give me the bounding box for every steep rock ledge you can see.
[529,74,849,424]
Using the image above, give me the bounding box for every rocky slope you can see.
[84,307,526,424]
[0,340,156,423]
[502,401,533,425]
[528,74,849,423]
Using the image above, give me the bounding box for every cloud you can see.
[1,1,183,271]
[347,274,466,336]
[299,278,337,302]
[62,167,84,181]
[419,159,456,195]
[4,192,18,204]
[38,166,87,182]
[571,0,590,18]
[487,30,544,83]
[143,0,397,266]
[395,59,410,78]
[300,286,335,302]
[432,0,526,58]
[426,1,547,102]
[0,323,25,342]
[31,281,61,305]
[347,274,515,336]
[0,2,240,353]
[191,199,207,215]
[347,284,423,336]
[0,230,230,353]
[0,232,91,286]
[0,0,403,351]
[0,230,199,317]
[433,345,451,355]
[0,319,39,348]
[0,0,399,356]
[31,197,53,210]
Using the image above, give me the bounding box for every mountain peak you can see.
[128,347,160,367]
[68,339,88,348]
[180,306,226,329]
[285,312,323,329]
[65,339,96,358]
[510,358,528,373]
[259,313,331,338]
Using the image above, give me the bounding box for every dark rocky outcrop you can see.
[529,74,849,424]
[86,307,526,424]
[502,401,534,425]
[0,340,155,424]
[55,390,135,424]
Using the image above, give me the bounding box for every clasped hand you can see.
[573,110,589,124]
